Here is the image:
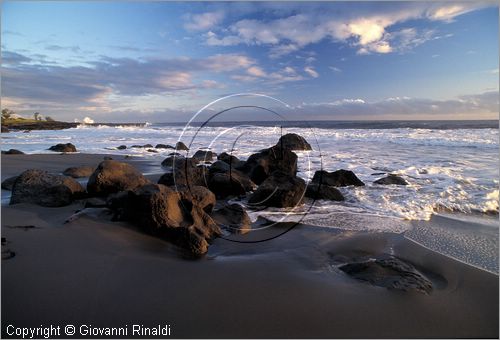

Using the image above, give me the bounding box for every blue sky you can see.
[1,1,498,122]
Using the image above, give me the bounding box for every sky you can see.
[1,1,499,122]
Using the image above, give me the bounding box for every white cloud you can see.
[184,11,224,31]
[304,66,319,78]
[329,66,342,72]
[246,66,266,77]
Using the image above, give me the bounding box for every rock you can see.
[1,126,9,133]
[155,144,173,149]
[84,197,107,208]
[374,174,409,186]
[248,171,306,208]
[238,146,298,185]
[211,204,251,234]
[276,133,312,150]
[10,169,85,207]
[209,160,231,174]
[143,144,153,148]
[192,150,215,162]
[305,183,344,201]
[161,155,199,168]
[158,158,207,188]
[109,184,220,256]
[147,149,158,153]
[117,145,127,150]
[218,152,243,166]
[48,143,77,153]
[178,185,216,214]
[168,152,181,156]
[63,166,95,178]
[87,160,149,196]
[208,172,246,199]
[175,141,189,151]
[1,149,24,155]
[311,169,365,187]
[339,257,433,294]
[1,176,18,190]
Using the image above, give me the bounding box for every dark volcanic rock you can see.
[374,174,409,186]
[339,257,433,294]
[238,146,298,185]
[192,150,215,162]
[87,160,149,196]
[276,133,312,150]
[305,183,344,201]
[155,144,173,149]
[10,169,85,207]
[312,169,364,187]
[209,160,231,173]
[2,149,24,155]
[211,203,251,234]
[147,149,158,153]
[1,176,18,191]
[48,143,77,153]
[161,156,199,168]
[207,161,255,199]
[175,141,189,151]
[217,152,243,166]
[178,185,216,214]
[117,145,127,150]
[158,158,207,188]
[109,184,221,256]
[248,171,306,208]
[63,166,95,178]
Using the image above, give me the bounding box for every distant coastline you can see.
[1,119,147,132]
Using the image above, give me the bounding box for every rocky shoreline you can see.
[1,121,146,132]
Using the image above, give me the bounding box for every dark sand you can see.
[1,154,498,338]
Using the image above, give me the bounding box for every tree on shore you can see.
[2,108,14,121]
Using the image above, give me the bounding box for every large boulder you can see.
[175,141,189,151]
[311,169,365,187]
[161,155,198,168]
[374,174,409,186]
[63,166,95,178]
[10,169,85,207]
[217,152,244,167]
[238,146,298,185]
[109,184,220,256]
[192,150,215,162]
[48,143,77,153]
[276,133,312,151]
[2,149,24,155]
[87,160,149,196]
[158,158,207,188]
[248,171,306,208]
[211,204,252,234]
[116,145,127,150]
[1,176,18,191]
[178,185,216,214]
[155,144,173,149]
[305,183,344,201]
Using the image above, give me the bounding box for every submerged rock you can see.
[238,145,298,185]
[10,169,85,207]
[374,174,409,186]
[305,183,344,201]
[87,160,149,196]
[116,145,127,150]
[48,143,77,153]
[211,203,252,234]
[339,257,433,294]
[312,169,365,187]
[276,133,312,151]
[63,166,95,178]
[248,171,306,208]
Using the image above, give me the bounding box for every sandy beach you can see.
[1,153,498,338]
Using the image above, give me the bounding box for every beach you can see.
[2,153,498,338]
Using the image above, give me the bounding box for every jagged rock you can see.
[211,204,252,234]
[237,145,298,185]
[87,160,149,196]
[339,257,433,294]
[175,141,189,151]
[311,169,365,187]
[117,145,127,150]
[1,176,18,190]
[10,169,85,207]
[305,183,344,201]
[108,184,220,256]
[276,133,312,150]
[48,143,77,153]
[63,166,95,178]
[192,150,215,162]
[248,171,306,208]
[155,144,173,149]
[2,149,24,155]
[374,174,409,186]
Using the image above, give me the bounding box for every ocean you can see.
[2,120,499,271]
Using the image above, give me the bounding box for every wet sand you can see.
[1,154,498,338]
